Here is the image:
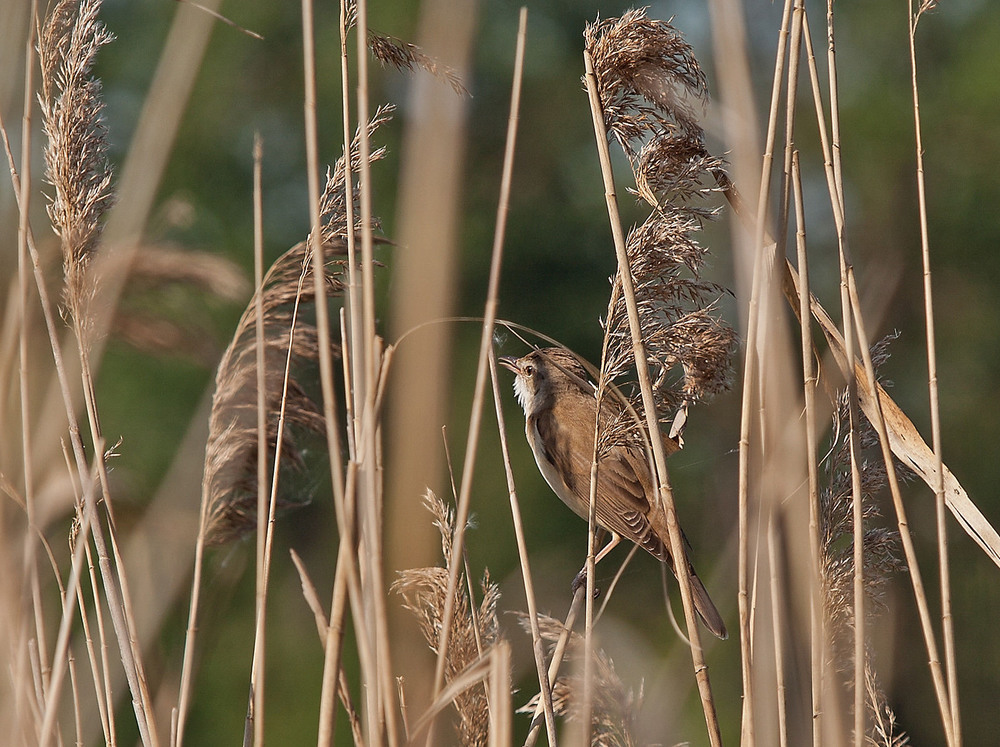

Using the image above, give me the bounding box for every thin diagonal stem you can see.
[423,9,527,745]
[487,349,556,746]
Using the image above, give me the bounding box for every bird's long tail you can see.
[688,570,728,640]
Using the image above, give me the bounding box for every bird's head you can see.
[499,347,591,416]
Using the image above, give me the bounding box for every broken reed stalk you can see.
[486,349,557,746]
[582,47,722,747]
[288,548,364,744]
[316,524,351,744]
[908,1,960,740]
[423,8,526,745]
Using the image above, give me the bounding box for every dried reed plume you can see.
[37,0,115,320]
[337,1,467,96]
[368,31,468,96]
[821,338,904,645]
[518,614,642,747]
[867,665,910,747]
[821,336,909,745]
[394,490,502,747]
[585,9,736,439]
[201,109,391,544]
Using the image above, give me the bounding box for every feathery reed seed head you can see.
[585,8,737,437]
[202,111,391,544]
[38,0,115,319]
[517,614,642,747]
[394,490,501,747]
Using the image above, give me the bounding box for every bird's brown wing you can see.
[593,448,671,561]
[541,395,728,639]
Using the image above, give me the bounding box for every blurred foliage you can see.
[4,0,998,742]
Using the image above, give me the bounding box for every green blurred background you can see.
[3,0,999,743]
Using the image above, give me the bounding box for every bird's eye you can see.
[524,364,534,377]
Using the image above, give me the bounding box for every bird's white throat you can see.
[512,374,533,414]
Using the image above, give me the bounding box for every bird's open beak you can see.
[498,356,521,374]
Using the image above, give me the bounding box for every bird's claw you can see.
[571,568,601,599]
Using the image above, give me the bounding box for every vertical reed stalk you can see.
[16,11,48,741]
[908,2,960,742]
[791,150,828,747]
[252,132,268,747]
[301,0,356,742]
[313,5,361,741]
[817,11,868,743]
[488,643,512,747]
[338,0,361,456]
[583,47,722,747]
[352,2,401,742]
[735,0,795,741]
[768,515,788,747]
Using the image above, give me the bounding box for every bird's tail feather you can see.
[689,571,728,640]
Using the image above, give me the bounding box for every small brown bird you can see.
[500,347,727,639]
